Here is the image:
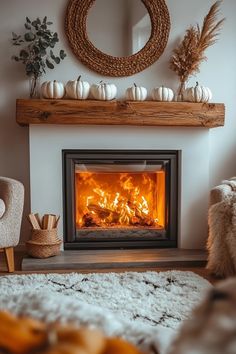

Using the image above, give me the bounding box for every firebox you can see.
[63,150,179,249]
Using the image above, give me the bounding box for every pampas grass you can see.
[170,1,225,95]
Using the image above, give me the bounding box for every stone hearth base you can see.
[22,249,207,271]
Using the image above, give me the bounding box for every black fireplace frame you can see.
[62,150,179,249]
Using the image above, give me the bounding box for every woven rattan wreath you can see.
[65,0,171,77]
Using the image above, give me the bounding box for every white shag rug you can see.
[0,271,211,354]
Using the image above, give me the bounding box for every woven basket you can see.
[26,239,61,259]
[30,228,58,244]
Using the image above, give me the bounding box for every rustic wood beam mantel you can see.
[16,99,225,128]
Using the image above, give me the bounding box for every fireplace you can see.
[63,150,179,249]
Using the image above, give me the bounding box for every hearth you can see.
[63,150,179,249]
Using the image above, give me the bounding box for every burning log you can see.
[142,217,155,226]
[87,204,111,219]
[130,215,155,227]
[111,211,120,224]
[130,216,140,226]
[82,213,101,227]
[83,200,156,228]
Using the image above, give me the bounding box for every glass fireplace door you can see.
[75,161,165,231]
[63,150,178,249]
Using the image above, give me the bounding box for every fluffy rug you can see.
[0,271,211,354]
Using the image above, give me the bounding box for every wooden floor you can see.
[0,248,222,284]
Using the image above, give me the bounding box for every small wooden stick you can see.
[27,214,41,230]
[34,213,42,229]
[48,214,56,230]
[42,214,49,230]
[55,215,60,228]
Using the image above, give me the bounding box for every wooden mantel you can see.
[16,99,225,128]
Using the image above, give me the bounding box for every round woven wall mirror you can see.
[65,0,171,77]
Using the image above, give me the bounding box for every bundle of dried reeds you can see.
[169,1,225,96]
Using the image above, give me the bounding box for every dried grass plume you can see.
[170,1,225,95]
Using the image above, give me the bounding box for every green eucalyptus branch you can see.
[11,16,67,79]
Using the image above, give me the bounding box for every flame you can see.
[75,171,165,229]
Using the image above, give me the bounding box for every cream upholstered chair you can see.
[207,177,236,277]
[0,177,24,272]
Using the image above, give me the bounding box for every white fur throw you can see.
[0,199,5,218]
[207,178,236,277]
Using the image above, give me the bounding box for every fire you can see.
[75,171,165,229]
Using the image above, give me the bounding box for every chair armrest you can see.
[210,184,232,207]
[0,177,24,248]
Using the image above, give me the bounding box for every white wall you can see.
[0,0,236,246]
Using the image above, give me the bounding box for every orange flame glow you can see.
[75,171,165,229]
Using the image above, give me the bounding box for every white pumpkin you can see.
[152,86,174,102]
[65,75,90,100]
[183,82,212,103]
[90,82,117,100]
[125,83,147,101]
[41,80,65,99]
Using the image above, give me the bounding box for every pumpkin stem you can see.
[99,80,103,84]
[134,83,137,87]
[196,81,199,87]
[77,75,81,81]
[53,80,56,82]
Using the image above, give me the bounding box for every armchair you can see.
[0,177,24,272]
[207,177,236,277]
